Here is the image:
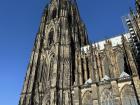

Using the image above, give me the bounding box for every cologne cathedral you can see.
[19,0,140,105]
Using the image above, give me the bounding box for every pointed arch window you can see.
[100,89,114,105]
[50,55,55,76]
[51,8,57,19]
[48,28,54,46]
[86,57,90,79]
[61,1,67,9]
[68,14,72,25]
[124,55,132,75]
[116,53,124,74]
[81,58,85,83]
[82,91,93,105]
[50,55,55,87]
[121,85,138,105]
[103,57,111,77]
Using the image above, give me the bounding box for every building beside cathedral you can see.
[19,0,140,105]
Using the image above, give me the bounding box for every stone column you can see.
[91,84,99,105]
[111,80,121,105]
[50,89,56,105]
[73,87,81,105]
[133,76,140,101]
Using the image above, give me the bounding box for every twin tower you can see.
[19,0,140,105]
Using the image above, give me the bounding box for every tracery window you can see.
[50,55,55,76]
[68,14,72,25]
[48,29,54,46]
[116,53,124,74]
[100,89,114,105]
[50,55,55,87]
[81,58,85,83]
[51,8,57,19]
[86,58,90,79]
[82,91,93,105]
[103,57,111,77]
[124,55,132,75]
[121,85,138,105]
[62,1,67,9]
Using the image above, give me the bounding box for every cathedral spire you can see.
[19,0,88,105]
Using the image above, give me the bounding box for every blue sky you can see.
[0,0,135,105]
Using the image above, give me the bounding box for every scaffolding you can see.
[122,12,140,78]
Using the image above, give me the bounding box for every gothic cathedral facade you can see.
[19,0,140,105]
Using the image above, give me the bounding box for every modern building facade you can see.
[19,0,140,105]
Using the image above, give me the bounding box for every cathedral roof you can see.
[81,33,130,52]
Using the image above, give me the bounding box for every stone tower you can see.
[19,0,140,105]
[19,0,88,105]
